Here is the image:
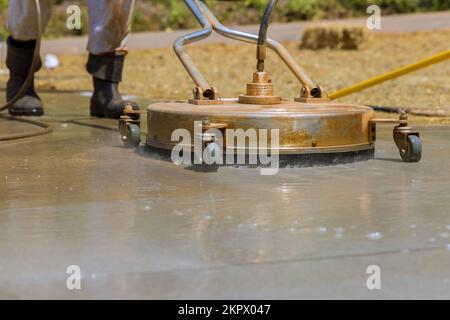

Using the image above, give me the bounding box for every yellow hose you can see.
[329,50,450,100]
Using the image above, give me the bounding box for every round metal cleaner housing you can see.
[146,100,375,166]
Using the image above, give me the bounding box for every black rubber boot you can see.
[6,37,44,116]
[86,53,139,119]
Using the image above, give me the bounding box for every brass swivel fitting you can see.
[238,71,281,105]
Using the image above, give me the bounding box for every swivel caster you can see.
[393,125,422,163]
[119,116,141,148]
[399,134,422,163]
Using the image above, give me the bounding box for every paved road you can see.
[1,11,447,57]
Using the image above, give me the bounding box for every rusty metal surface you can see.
[0,92,449,299]
[147,100,374,154]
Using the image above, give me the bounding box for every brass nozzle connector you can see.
[238,71,281,105]
[256,44,267,72]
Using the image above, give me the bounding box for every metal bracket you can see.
[194,120,228,163]
[369,113,409,143]
[189,86,223,105]
[122,103,142,120]
[295,85,330,103]
[195,120,228,145]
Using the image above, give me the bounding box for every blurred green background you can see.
[1,0,449,40]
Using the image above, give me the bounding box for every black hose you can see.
[258,0,278,46]
[0,114,52,141]
[0,0,53,141]
[257,0,278,72]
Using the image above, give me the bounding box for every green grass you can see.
[0,0,449,39]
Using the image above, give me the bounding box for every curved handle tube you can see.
[173,0,213,89]
[197,0,317,89]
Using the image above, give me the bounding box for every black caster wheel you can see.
[400,135,422,163]
[122,124,141,148]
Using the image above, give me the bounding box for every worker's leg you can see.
[86,0,134,55]
[6,0,53,116]
[8,0,53,41]
[86,0,139,119]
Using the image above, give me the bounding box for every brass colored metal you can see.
[369,119,408,125]
[123,103,142,119]
[295,97,331,103]
[202,120,229,131]
[257,44,266,63]
[196,120,228,151]
[189,86,223,105]
[143,0,421,163]
[239,72,282,105]
[257,44,267,72]
[369,115,409,142]
[146,100,375,155]
[295,85,329,103]
[239,95,282,105]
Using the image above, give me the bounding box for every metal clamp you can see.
[189,86,222,105]
[295,85,329,103]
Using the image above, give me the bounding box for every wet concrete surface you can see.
[0,92,449,299]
